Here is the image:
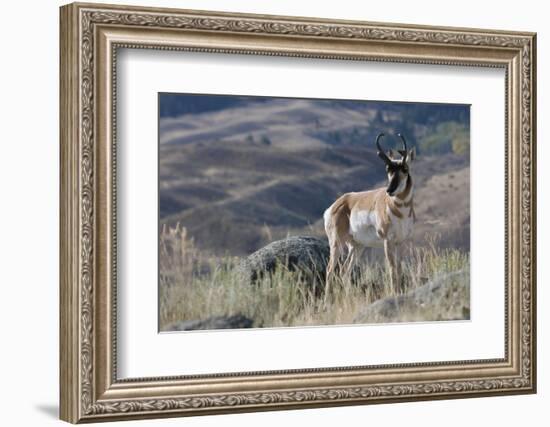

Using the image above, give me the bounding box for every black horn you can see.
[375,133,391,165]
[397,132,408,152]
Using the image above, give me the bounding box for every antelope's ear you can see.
[407,147,416,163]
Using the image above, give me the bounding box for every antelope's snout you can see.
[386,173,400,196]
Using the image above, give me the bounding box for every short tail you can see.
[324,197,350,246]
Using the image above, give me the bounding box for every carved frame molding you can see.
[60,2,536,423]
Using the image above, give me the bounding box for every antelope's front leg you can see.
[394,243,404,291]
[383,240,398,291]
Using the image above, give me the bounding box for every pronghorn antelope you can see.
[323,132,416,297]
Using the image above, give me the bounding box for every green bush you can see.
[420,121,470,155]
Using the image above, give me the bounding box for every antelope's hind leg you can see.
[325,240,341,301]
[343,242,365,282]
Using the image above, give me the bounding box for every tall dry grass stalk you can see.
[159,225,469,330]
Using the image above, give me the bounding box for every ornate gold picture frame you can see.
[60,2,536,423]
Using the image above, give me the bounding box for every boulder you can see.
[354,269,470,324]
[237,236,330,290]
[164,314,254,331]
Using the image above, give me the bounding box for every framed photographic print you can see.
[59,2,537,423]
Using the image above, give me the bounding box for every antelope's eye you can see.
[385,165,390,172]
[403,166,409,173]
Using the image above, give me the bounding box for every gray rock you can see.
[354,269,470,324]
[165,314,254,331]
[237,236,329,291]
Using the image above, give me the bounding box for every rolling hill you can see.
[159,97,470,256]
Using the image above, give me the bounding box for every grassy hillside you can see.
[159,225,469,330]
[159,227,469,330]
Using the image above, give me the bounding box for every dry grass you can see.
[159,225,469,331]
